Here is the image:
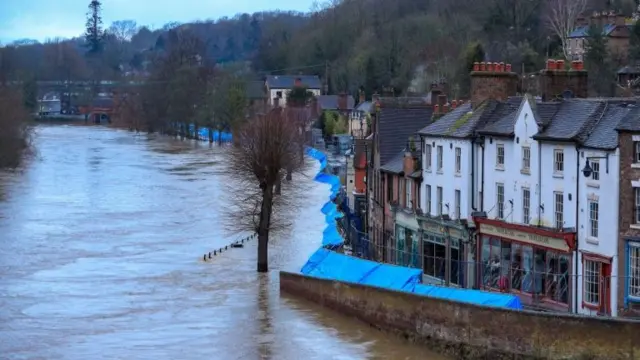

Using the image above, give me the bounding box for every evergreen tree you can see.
[585,25,616,97]
[84,0,104,54]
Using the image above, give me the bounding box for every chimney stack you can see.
[338,92,348,110]
[539,58,588,101]
[358,89,365,104]
[294,77,302,87]
[470,60,518,109]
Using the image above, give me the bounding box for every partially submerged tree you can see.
[225,107,308,272]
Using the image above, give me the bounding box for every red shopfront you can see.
[474,217,576,312]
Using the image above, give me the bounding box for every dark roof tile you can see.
[265,75,322,89]
[380,152,404,173]
[378,104,433,164]
[316,95,355,110]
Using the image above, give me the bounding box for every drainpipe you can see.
[574,147,580,314]
[537,140,542,225]
[471,137,476,211]
[480,140,485,211]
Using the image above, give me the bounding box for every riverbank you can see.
[280,271,640,360]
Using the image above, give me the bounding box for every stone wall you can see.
[280,271,640,360]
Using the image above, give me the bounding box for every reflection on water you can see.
[0,125,448,360]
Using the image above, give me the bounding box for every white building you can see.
[475,96,626,316]
[264,75,322,107]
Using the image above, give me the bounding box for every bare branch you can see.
[545,0,587,59]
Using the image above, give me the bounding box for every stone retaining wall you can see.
[279,271,640,360]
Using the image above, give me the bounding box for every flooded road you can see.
[0,126,447,360]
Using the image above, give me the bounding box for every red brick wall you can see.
[618,132,640,317]
[281,271,640,359]
[538,70,588,100]
[470,72,518,108]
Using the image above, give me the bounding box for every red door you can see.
[601,263,612,315]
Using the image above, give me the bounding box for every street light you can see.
[581,155,609,178]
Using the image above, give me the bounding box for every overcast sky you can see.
[0,0,315,43]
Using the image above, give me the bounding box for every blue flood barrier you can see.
[301,248,422,292]
[301,147,522,311]
[305,147,344,248]
[171,123,233,143]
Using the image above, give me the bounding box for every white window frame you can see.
[522,146,530,172]
[634,142,640,164]
[589,201,599,238]
[591,161,600,181]
[405,179,413,209]
[496,144,505,168]
[424,144,432,171]
[455,147,461,174]
[496,183,504,219]
[636,188,640,225]
[437,186,443,215]
[554,191,564,229]
[455,189,461,219]
[425,184,431,214]
[522,188,530,224]
[437,146,443,172]
[583,259,601,307]
[554,149,564,174]
[629,242,640,300]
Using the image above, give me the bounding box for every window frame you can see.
[405,179,413,209]
[634,142,640,164]
[591,161,600,181]
[425,184,431,215]
[582,258,602,309]
[554,191,564,229]
[496,144,505,168]
[522,187,530,224]
[522,146,531,172]
[554,149,564,174]
[436,145,443,172]
[455,189,461,220]
[628,241,640,302]
[437,186,443,215]
[455,147,461,174]
[496,183,505,219]
[635,188,640,225]
[589,201,599,239]
[424,144,432,171]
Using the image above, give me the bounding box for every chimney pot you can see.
[487,62,494,72]
[506,63,512,72]
[443,103,450,113]
[546,59,556,70]
[434,104,440,114]
[451,100,457,109]
[556,59,565,70]
[480,62,486,71]
[473,62,480,71]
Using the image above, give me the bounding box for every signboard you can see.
[480,224,570,252]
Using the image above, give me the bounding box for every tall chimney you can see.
[539,58,588,100]
[338,92,348,110]
[470,61,518,109]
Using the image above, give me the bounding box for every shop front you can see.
[394,209,420,269]
[418,215,473,288]
[474,217,576,312]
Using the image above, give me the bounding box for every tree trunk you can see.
[257,183,274,273]
[286,166,293,181]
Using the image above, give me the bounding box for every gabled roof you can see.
[582,105,636,149]
[378,103,433,165]
[316,95,355,110]
[265,75,322,89]
[355,101,373,113]
[615,104,640,132]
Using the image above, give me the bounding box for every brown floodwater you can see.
[0,125,448,360]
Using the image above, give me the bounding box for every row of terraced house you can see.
[342,59,640,318]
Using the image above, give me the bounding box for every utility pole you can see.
[323,61,330,95]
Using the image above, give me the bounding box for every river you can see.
[0,125,447,360]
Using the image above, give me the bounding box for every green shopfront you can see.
[418,215,473,287]
[393,209,421,269]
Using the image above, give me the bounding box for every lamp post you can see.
[581,155,609,177]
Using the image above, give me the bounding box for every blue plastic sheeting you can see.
[301,248,422,292]
[412,284,523,310]
[305,147,344,248]
[176,123,233,142]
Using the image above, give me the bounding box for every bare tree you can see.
[224,107,309,272]
[546,0,588,59]
[109,20,138,42]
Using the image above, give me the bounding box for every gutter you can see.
[480,139,485,211]
[574,146,580,314]
[471,137,476,211]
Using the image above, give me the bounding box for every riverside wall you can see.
[280,271,640,360]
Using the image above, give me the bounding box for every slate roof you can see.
[265,75,322,89]
[419,97,521,138]
[378,103,433,165]
[380,152,404,173]
[316,95,355,110]
[568,23,629,38]
[582,105,636,149]
[355,101,373,113]
[615,105,640,132]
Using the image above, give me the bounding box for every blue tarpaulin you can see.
[305,147,344,248]
[178,123,233,142]
[300,248,422,292]
[412,284,523,310]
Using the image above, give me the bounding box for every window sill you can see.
[581,301,601,311]
[495,166,505,171]
[631,224,640,230]
[553,173,564,179]
[520,169,531,175]
[424,169,432,173]
[632,163,640,169]
[436,170,443,175]
[586,181,600,188]
[454,172,461,177]
[586,237,599,245]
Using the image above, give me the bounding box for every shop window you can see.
[481,237,569,304]
[628,242,640,301]
[583,259,601,307]
[450,240,464,286]
[423,235,446,282]
[396,226,405,265]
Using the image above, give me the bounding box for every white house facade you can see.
[264,75,322,107]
